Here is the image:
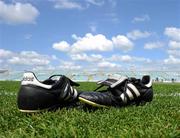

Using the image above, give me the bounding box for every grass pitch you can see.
[0,81,179,137]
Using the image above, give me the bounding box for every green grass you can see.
[0,81,179,138]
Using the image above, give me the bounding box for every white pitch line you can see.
[0,92,17,96]
[0,92,180,97]
[154,93,180,97]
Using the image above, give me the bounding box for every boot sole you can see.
[19,109,47,113]
[78,97,108,108]
[18,104,62,113]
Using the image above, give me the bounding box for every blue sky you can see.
[0,0,180,72]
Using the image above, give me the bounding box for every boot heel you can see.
[17,85,58,112]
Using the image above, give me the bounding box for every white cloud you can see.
[72,34,81,40]
[20,51,41,58]
[133,57,152,63]
[144,42,164,50]
[71,33,113,53]
[168,41,180,49]
[86,0,104,6]
[121,55,132,62]
[112,35,134,52]
[164,27,180,41]
[58,61,81,70]
[98,61,121,68]
[165,27,180,59]
[132,14,150,23]
[109,54,151,63]
[127,30,151,40]
[167,50,180,57]
[0,1,39,24]
[8,51,50,66]
[8,57,49,66]
[0,49,85,71]
[0,49,13,58]
[53,41,70,52]
[52,55,58,60]
[71,53,103,62]
[32,65,55,71]
[53,33,134,53]
[11,0,36,2]
[52,0,83,10]
[110,55,132,62]
[91,54,103,60]
[51,0,106,10]
[89,24,97,33]
[71,53,89,61]
[164,55,180,64]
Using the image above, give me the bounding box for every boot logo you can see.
[22,76,34,81]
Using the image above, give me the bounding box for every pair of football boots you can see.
[17,72,153,112]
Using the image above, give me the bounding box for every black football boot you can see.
[79,76,153,108]
[17,72,80,112]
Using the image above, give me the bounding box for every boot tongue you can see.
[110,76,128,88]
[97,78,118,86]
[42,75,64,86]
[129,77,141,84]
[97,76,127,87]
[95,76,127,93]
[49,75,62,81]
[108,76,129,96]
